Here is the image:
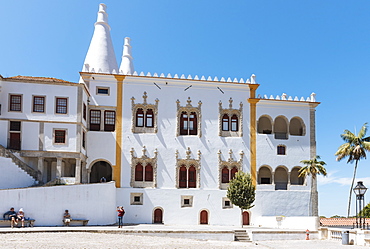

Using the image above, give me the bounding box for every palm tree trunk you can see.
[347,160,359,218]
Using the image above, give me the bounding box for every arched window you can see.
[146,109,154,128]
[145,163,153,182]
[289,117,304,136]
[200,210,208,225]
[231,115,238,131]
[258,166,272,184]
[257,116,272,134]
[135,163,143,181]
[274,116,288,139]
[136,108,144,127]
[277,145,286,155]
[222,167,229,183]
[188,166,196,188]
[222,114,229,131]
[275,166,288,190]
[290,167,304,185]
[179,165,187,188]
[231,167,238,179]
[180,111,198,135]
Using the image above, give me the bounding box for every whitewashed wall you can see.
[0,157,35,189]
[0,182,116,226]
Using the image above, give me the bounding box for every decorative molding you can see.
[218,149,244,189]
[176,97,202,137]
[218,98,243,137]
[130,146,158,188]
[131,92,159,133]
[175,147,201,188]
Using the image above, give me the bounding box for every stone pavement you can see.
[0,225,367,248]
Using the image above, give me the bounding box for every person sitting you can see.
[63,210,71,226]
[17,208,25,228]
[3,207,17,228]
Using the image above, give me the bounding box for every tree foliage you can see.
[359,202,370,218]
[335,123,370,217]
[299,155,327,179]
[227,171,255,210]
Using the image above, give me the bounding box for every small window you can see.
[10,95,22,112]
[90,110,101,131]
[82,131,86,149]
[135,163,144,181]
[54,130,66,144]
[261,177,271,184]
[97,87,109,95]
[179,165,187,188]
[130,193,143,205]
[10,121,21,131]
[83,103,87,121]
[277,145,286,155]
[222,197,233,209]
[222,114,229,131]
[231,115,238,131]
[56,98,67,114]
[180,111,198,136]
[181,195,193,207]
[33,96,45,113]
[104,110,116,131]
[146,109,154,128]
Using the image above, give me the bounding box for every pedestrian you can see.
[117,206,125,228]
[17,208,25,228]
[63,210,71,226]
[3,207,17,228]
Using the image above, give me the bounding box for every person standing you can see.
[117,206,125,228]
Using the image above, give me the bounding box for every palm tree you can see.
[335,123,370,218]
[298,155,327,179]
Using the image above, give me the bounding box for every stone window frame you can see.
[219,98,243,137]
[53,128,67,145]
[131,92,159,134]
[175,147,201,189]
[130,146,158,188]
[218,149,244,190]
[176,97,202,137]
[96,86,110,96]
[222,197,233,209]
[130,192,143,205]
[181,195,194,208]
[277,144,286,155]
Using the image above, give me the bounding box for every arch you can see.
[275,166,288,190]
[145,109,154,127]
[289,117,305,136]
[144,163,153,182]
[242,211,250,225]
[188,165,196,188]
[257,115,273,134]
[136,108,144,127]
[135,163,143,181]
[200,209,209,225]
[179,165,187,188]
[274,116,288,139]
[89,160,112,183]
[290,167,304,185]
[258,166,272,184]
[230,167,238,180]
[231,114,238,131]
[153,207,163,224]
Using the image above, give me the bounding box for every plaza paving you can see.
[0,225,367,248]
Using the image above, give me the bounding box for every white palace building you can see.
[0,4,320,229]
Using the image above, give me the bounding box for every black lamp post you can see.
[353,181,368,229]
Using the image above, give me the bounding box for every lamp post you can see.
[353,181,368,229]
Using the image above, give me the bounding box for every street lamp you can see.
[353,181,368,229]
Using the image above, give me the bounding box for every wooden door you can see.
[9,133,21,150]
[200,210,208,224]
[243,211,250,225]
[154,208,163,224]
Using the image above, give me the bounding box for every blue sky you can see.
[1,0,370,217]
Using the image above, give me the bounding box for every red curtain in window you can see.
[179,165,187,188]
[180,112,188,135]
[189,112,197,135]
[145,164,153,181]
[231,167,238,180]
[222,167,230,183]
[188,166,196,188]
[145,109,154,127]
[135,163,143,181]
[231,114,238,131]
[136,108,144,127]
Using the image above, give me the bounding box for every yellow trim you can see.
[113,75,126,188]
[248,84,260,186]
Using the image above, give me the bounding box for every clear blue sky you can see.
[1,0,370,217]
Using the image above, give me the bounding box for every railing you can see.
[274,132,288,140]
[0,144,40,181]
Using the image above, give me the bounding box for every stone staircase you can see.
[0,144,40,182]
[234,230,252,242]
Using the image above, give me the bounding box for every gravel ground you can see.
[0,232,367,249]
